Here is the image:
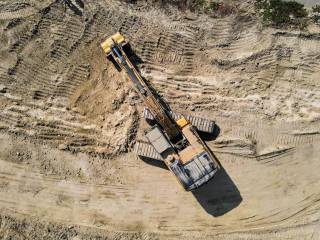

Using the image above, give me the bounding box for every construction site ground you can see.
[0,0,320,239]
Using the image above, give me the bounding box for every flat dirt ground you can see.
[0,0,320,239]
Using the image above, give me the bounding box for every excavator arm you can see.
[101,33,181,141]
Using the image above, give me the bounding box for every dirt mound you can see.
[0,0,139,156]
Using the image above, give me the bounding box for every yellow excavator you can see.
[101,33,220,191]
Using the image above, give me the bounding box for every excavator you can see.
[101,33,220,191]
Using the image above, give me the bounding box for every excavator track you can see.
[134,141,163,161]
[143,108,215,134]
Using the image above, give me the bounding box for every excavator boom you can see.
[102,33,181,141]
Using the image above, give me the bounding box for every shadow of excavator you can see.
[108,42,144,72]
[201,124,220,141]
[140,156,168,170]
[62,0,84,16]
[192,165,242,217]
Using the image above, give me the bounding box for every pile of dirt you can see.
[0,0,139,156]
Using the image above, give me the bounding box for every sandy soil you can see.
[0,0,320,239]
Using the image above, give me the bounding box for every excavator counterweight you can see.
[101,33,220,191]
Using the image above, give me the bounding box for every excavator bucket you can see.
[101,32,126,55]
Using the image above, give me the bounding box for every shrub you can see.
[312,5,320,23]
[209,1,220,11]
[312,5,320,13]
[255,0,308,27]
[121,0,237,15]
[206,1,237,16]
[188,0,206,11]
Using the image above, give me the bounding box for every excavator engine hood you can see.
[169,151,218,191]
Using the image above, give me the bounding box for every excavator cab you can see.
[146,117,219,190]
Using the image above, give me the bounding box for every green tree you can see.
[255,0,307,27]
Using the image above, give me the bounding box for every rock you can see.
[58,144,68,150]
[32,90,41,99]
[184,11,198,21]
[0,84,7,93]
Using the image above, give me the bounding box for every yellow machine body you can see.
[101,33,220,191]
